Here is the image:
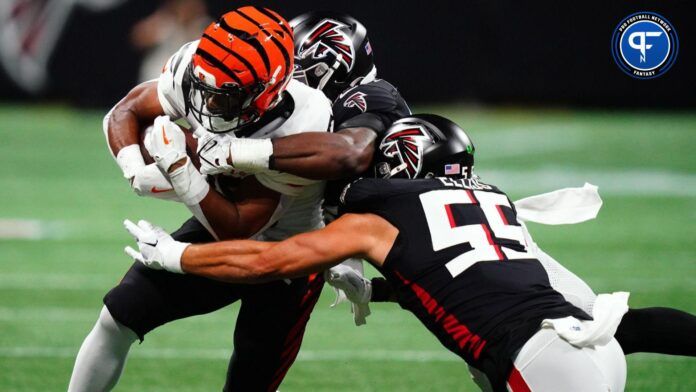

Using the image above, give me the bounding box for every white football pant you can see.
[507,328,626,392]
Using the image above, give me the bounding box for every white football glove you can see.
[197,133,236,175]
[146,116,188,172]
[325,259,372,326]
[123,219,190,273]
[146,116,210,206]
[130,163,181,201]
[198,132,273,175]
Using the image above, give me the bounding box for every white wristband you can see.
[163,241,190,274]
[229,138,274,171]
[168,157,210,206]
[116,144,146,179]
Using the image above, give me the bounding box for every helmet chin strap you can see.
[316,57,342,91]
[386,162,408,178]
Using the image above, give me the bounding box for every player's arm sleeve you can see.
[333,82,411,136]
[180,213,378,283]
[337,112,388,134]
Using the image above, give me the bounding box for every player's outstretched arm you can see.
[198,127,378,180]
[268,127,378,180]
[181,213,398,283]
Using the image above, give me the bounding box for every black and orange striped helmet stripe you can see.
[200,33,259,83]
[248,6,293,37]
[194,48,243,85]
[232,8,291,75]
[214,17,271,74]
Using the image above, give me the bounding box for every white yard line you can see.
[476,124,587,159]
[0,219,67,239]
[0,219,44,239]
[480,167,696,197]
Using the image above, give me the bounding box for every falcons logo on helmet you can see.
[379,126,433,178]
[297,19,355,71]
[343,91,367,112]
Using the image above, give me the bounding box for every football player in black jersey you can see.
[193,10,696,360]
[122,114,628,391]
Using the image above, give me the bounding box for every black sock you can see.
[615,307,696,356]
[370,277,398,302]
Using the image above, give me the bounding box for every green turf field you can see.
[0,105,694,391]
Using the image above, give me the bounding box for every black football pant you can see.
[104,218,324,391]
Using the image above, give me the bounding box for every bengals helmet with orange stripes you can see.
[186,6,294,133]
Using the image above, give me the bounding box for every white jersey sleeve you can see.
[157,41,198,120]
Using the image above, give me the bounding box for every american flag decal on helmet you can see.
[297,19,355,71]
[444,163,461,175]
[344,91,368,112]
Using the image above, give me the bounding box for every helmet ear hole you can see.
[314,63,330,77]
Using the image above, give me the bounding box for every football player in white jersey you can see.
[69,7,334,391]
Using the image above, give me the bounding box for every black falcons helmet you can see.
[290,12,375,101]
[374,114,476,179]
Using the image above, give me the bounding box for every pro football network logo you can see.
[297,19,355,71]
[344,91,368,112]
[611,12,678,79]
